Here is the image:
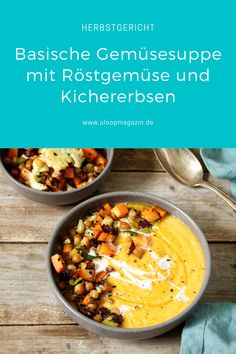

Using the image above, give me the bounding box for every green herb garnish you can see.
[69,277,82,286]
[76,245,101,261]
[121,230,138,235]
[84,253,101,261]
[12,157,27,166]
[139,227,151,234]
[102,320,119,327]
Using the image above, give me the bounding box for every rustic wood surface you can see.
[0,149,235,354]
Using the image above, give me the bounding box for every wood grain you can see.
[0,325,181,354]
[0,172,234,243]
[114,149,205,171]
[0,243,235,326]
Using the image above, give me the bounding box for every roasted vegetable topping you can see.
[4,148,107,192]
[51,201,167,327]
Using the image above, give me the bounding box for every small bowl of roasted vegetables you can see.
[47,191,211,339]
[0,148,114,205]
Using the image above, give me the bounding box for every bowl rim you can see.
[0,148,114,196]
[47,191,211,333]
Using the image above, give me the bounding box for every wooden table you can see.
[0,149,235,354]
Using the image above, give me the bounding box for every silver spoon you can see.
[153,148,236,211]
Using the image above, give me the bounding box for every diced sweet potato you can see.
[8,148,18,159]
[97,232,116,243]
[95,270,109,283]
[111,204,129,219]
[153,205,167,218]
[57,176,66,184]
[77,269,95,281]
[140,206,160,222]
[94,214,103,225]
[104,203,112,212]
[92,228,102,239]
[82,294,92,305]
[73,178,85,189]
[51,254,65,273]
[99,203,112,217]
[94,154,107,167]
[105,234,116,243]
[82,148,98,161]
[97,232,109,242]
[62,243,73,253]
[98,209,105,218]
[98,243,117,256]
[57,178,67,191]
[64,167,75,179]
[92,223,103,232]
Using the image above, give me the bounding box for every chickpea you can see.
[67,264,77,270]
[73,235,82,245]
[83,163,94,173]
[89,290,99,299]
[93,314,102,322]
[74,283,85,295]
[94,166,103,174]
[132,247,145,259]
[87,303,98,310]
[84,219,92,227]
[72,253,83,264]
[101,217,114,227]
[96,286,102,294]
[88,177,95,183]
[85,282,94,292]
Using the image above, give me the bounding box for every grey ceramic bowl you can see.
[0,149,114,205]
[47,191,211,339]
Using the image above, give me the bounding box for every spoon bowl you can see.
[153,148,236,211]
[154,148,203,186]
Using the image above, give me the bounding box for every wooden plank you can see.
[0,243,235,325]
[114,148,205,171]
[0,172,234,242]
[0,325,181,354]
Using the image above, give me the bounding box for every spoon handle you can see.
[197,181,236,212]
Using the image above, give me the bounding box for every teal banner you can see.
[1,0,235,147]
